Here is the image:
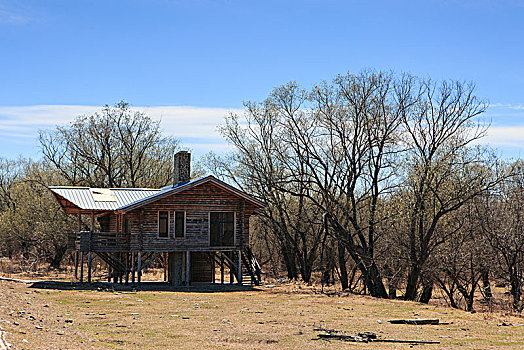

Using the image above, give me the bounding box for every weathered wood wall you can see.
[130,182,256,250]
[79,182,258,252]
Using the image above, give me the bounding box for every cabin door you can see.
[209,212,234,247]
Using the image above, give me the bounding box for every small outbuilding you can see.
[49,151,263,286]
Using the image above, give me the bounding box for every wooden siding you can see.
[129,182,256,250]
[73,182,259,252]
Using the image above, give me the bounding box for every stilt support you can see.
[237,250,242,285]
[80,252,84,282]
[137,252,142,285]
[87,252,92,283]
[131,252,136,284]
[185,251,190,286]
[74,251,79,280]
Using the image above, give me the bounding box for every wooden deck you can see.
[69,231,262,287]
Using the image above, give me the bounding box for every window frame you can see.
[208,211,236,247]
[157,210,170,238]
[174,211,186,238]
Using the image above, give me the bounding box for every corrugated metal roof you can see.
[49,186,160,211]
[50,176,265,214]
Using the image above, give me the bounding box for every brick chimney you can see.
[174,151,191,186]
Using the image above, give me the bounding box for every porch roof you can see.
[49,186,160,214]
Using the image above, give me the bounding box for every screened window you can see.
[158,211,169,238]
[174,211,185,238]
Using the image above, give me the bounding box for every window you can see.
[158,211,169,238]
[124,218,131,234]
[174,211,185,238]
[210,212,235,246]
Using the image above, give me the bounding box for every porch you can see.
[68,231,244,253]
[69,231,261,287]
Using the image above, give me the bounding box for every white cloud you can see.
[0,105,243,159]
[1,103,524,159]
[488,103,524,112]
[482,126,524,147]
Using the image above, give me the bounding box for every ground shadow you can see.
[28,280,260,293]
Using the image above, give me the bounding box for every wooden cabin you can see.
[49,151,263,286]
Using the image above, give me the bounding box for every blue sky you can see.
[1,0,524,159]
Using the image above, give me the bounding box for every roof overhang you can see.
[50,191,110,215]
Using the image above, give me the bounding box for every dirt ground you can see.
[1,278,524,350]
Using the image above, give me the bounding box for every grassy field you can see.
[1,279,524,349]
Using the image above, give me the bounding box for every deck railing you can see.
[70,231,133,252]
[68,231,243,252]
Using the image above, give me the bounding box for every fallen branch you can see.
[318,333,368,342]
[317,332,440,344]
[388,318,440,325]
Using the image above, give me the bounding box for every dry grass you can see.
[1,279,524,350]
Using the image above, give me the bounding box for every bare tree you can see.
[476,161,524,312]
[205,98,324,283]
[39,101,179,188]
[400,79,494,301]
[0,159,77,269]
[270,72,415,298]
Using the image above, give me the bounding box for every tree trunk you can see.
[366,261,389,298]
[510,271,522,312]
[281,244,298,280]
[481,270,493,300]
[49,244,68,269]
[405,265,420,300]
[466,290,475,312]
[419,281,433,304]
[299,260,313,284]
[388,283,397,299]
[337,242,349,290]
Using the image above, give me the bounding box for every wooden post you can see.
[119,252,123,284]
[137,252,142,285]
[75,213,81,280]
[220,254,224,284]
[80,252,84,282]
[131,252,136,285]
[87,252,92,283]
[185,251,190,286]
[125,252,129,284]
[229,252,234,285]
[164,253,168,282]
[212,253,215,284]
[112,253,118,283]
[88,212,94,284]
[74,251,79,280]
[107,261,112,282]
[237,250,242,285]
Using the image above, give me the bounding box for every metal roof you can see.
[49,175,265,214]
[49,186,160,212]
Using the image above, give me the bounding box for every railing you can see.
[70,231,133,252]
[242,246,262,285]
[68,231,246,252]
